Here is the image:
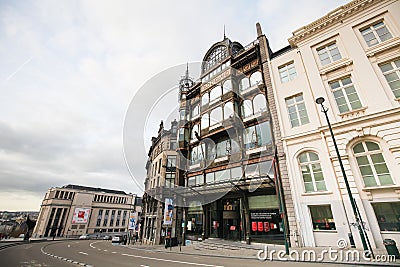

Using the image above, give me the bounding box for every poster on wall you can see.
[163,198,173,225]
[72,208,90,224]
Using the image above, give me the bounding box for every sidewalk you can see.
[125,239,400,266]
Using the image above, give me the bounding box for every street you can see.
[0,240,343,267]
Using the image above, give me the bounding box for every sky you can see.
[0,0,350,211]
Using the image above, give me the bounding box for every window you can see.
[253,94,267,114]
[190,144,205,165]
[241,99,253,118]
[96,209,103,227]
[244,161,273,178]
[239,77,250,92]
[278,62,296,83]
[122,211,127,226]
[372,202,400,232]
[207,139,231,159]
[202,93,209,106]
[210,86,222,102]
[110,210,115,226]
[223,102,234,120]
[222,79,232,94]
[103,210,109,227]
[203,45,228,72]
[286,94,309,127]
[299,152,326,192]
[191,124,200,142]
[317,43,342,66]
[243,122,272,150]
[180,109,186,120]
[360,21,392,47]
[250,71,262,86]
[329,77,362,113]
[201,113,209,130]
[353,141,393,187]
[188,175,204,187]
[210,107,223,126]
[165,173,175,188]
[379,59,400,98]
[116,210,121,227]
[205,167,243,184]
[309,205,336,231]
[191,105,200,119]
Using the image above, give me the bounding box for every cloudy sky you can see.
[0,0,350,211]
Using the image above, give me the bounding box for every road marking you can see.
[103,249,108,252]
[68,245,71,248]
[112,251,117,254]
[79,252,88,255]
[140,265,150,267]
[120,253,224,267]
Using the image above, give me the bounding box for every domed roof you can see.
[201,37,243,74]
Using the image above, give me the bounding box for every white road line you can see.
[111,251,117,254]
[103,249,108,252]
[120,253,223,267]
[140,265,150,267]
[79,252,88,255]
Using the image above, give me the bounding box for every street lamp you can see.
[315,97,373,257]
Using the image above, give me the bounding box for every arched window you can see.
[210,86,222,102]
[298,151,326,192]
[223,101,234,120]
[201,93,209,106]
[241,99,253,118]
[191,104,200,118]
[353,141,393,187]
[239,77,250,92]
[203,46,228,72]
[253,94,267,114]
[222,79,232,94]
[250,71,262,86]
[210,107,223,126]
[191,124,200,141]
[201,113,209,130]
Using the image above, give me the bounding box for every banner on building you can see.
[72,208,90,224]
[128,212,138,230]
[163,198,173,225]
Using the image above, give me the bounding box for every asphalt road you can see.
[0,240,358,267]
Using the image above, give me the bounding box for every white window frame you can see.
[360,20,393,47]
[379,58,400,99]
[329,76,362,113]
[317,42,342,66]
[278,62,297,83]
[285,94,309,127]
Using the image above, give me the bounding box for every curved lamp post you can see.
[316,97,373,257]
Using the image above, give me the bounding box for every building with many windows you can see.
[33,184,141,238]
[141,120,178,245]
[172,25,298,247]
[270,0,400,248]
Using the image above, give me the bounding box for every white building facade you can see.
[270,0,400,249]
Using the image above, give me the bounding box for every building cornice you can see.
[288,0,385,47]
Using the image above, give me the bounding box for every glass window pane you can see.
[230,167,242,179]
[308,152,319,161]
[305,183,315,192]
[378,174,393,185]
[315,181,327,191]
[360,165,373,176]
[366,142,380,151]
[302,173,312,182]
[299,153,308,163]
[353,143,365,153]
[380,63,393,72]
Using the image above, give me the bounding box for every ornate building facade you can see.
[142,120,178,245]
[270,0,400,249]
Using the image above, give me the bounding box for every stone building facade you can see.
[269,0,400,249]
[33,184,141,238]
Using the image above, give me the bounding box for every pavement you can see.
[125,238,400,266]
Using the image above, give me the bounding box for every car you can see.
[102,235,111,240]
[111,235,123,244]
[79,234,89,240]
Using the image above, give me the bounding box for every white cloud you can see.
[0,0,351,210]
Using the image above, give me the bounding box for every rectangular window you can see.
[360,21,392,47]
[190,144,205,165]
[103,210,109,227]
[317,42,342,66]
[165,173,175,188]
[188,176,196,186]
[278,62,297,83]
[122,211,127,226]
[109,210,115,227]
[243,122,272,150]
[372,202,400,232]
[96,209,103,227]
[329,77,362,113]
[116,210,121,227]
[309,205,336,231]
[379,59,400,98]
[286,94,309,127]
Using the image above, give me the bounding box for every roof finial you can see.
[185,62,189,77]
[223,24,226,39]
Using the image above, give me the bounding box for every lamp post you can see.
[315,97,373,257]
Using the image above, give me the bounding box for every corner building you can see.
[176,25,298,246]
[269,0,400,249]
